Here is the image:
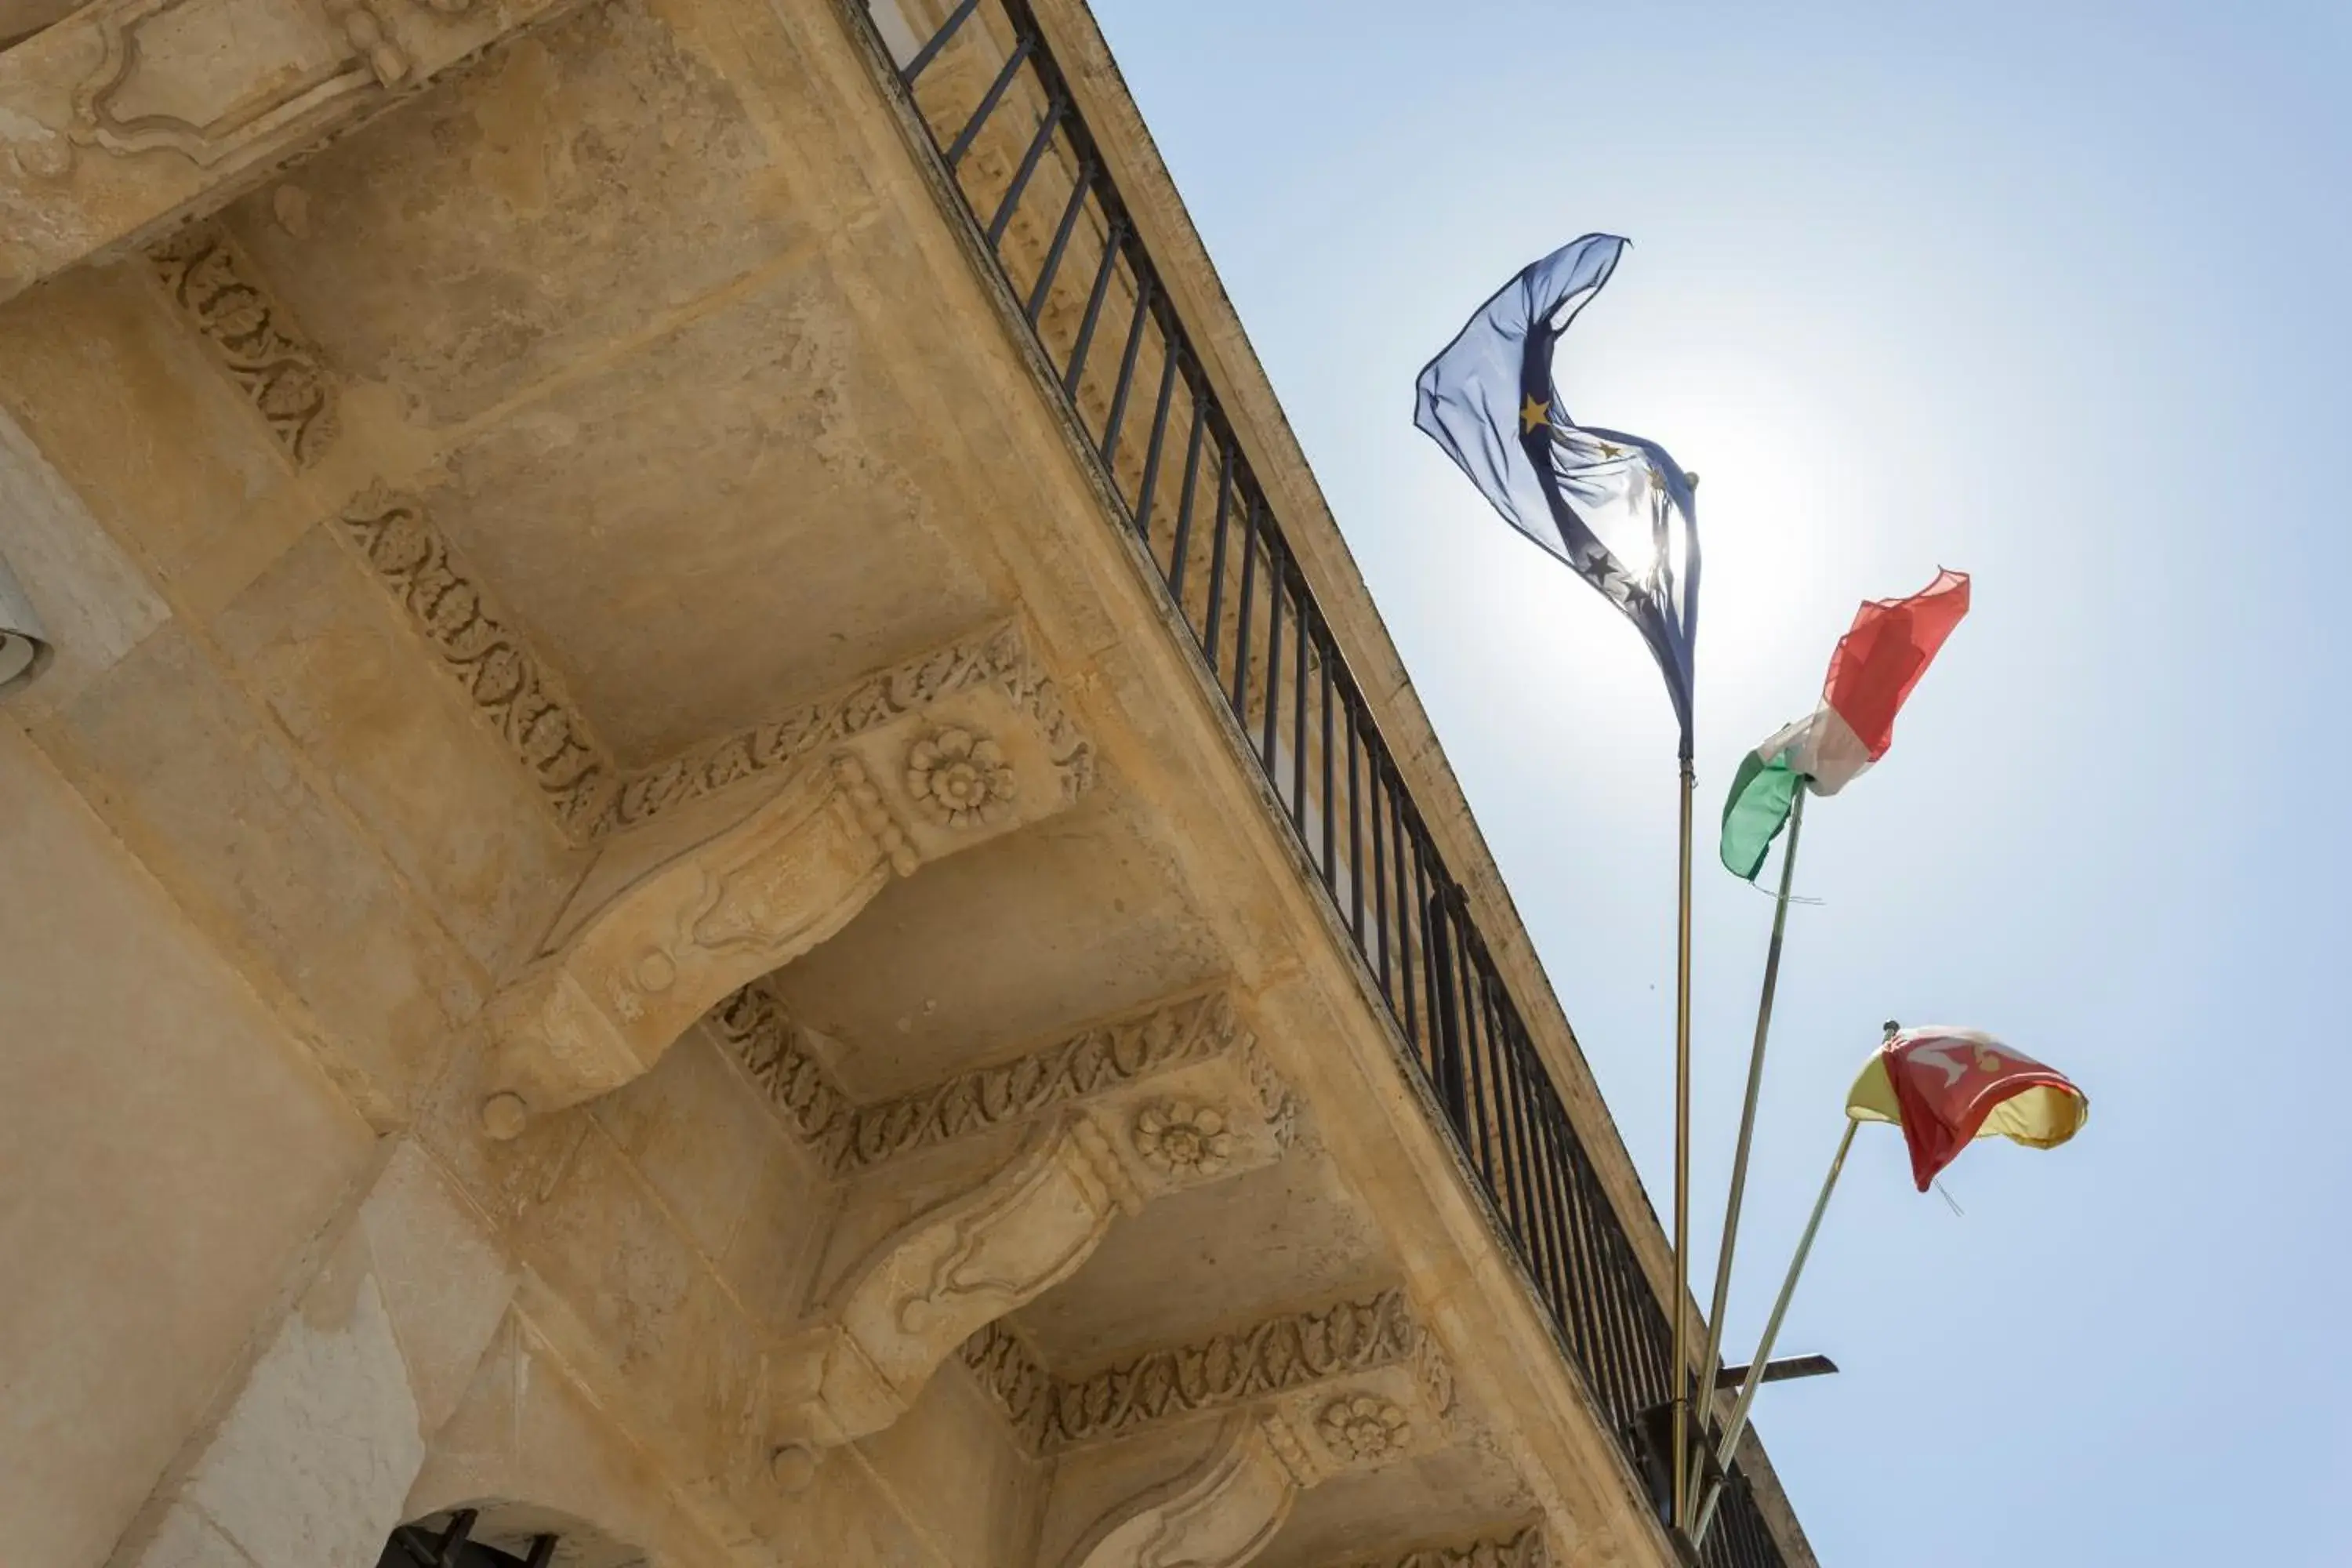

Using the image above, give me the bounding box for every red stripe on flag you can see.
[1821,568,1971,760]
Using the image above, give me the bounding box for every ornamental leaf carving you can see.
[840,991,1247,1173]
[710,981,851,1165]
[1331,1526,1552,1568]
[956,1319,1051,1450]
[1036,1287,1429,1451]
[598,621,1094,834]
[337,495,615,834]
[150,223,338,466]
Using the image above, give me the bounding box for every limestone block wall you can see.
[0,724,376,1568]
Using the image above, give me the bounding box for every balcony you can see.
[0,1,1813,1565]
[843,2,1805,1562]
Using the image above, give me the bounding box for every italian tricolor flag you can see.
[1721,570,1972,880]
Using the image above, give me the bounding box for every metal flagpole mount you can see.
[1685,785,1807,1529]
[1668,751,1697,1531]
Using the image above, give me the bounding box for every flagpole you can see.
[1669,749,1697,1531]
[1692,1117,1854,1546]
[1691,1082,1869,1547]
[1682,786,1808,1529]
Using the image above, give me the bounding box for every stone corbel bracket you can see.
[1059,1411,1323,1568]
[1,0,588,300]
[766,1112,1141,1487]
[481,629,1094,1129]
[756,986,1291,1484]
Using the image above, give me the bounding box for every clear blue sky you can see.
[1089,2,2350,1561]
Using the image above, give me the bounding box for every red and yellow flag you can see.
[1845,1028,2089,1191]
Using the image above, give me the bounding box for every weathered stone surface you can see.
[0,402,168,720]
[225,0,806,428]
[594,1029,782,1264]
[180,1243,425,1568]
[54,622,480,1121]
[412,260,1000,764]
[0,265,293,619]
[0,726,372,1568]
[212,526,579,974]
[354,1143,518,1439]
[122,1504,253,1568]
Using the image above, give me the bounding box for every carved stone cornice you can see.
[598,619,1095,835]
[337,493,619,838]
[956,1319,1051,1452]
[1325,1526,1553,1568]
[708,980,854,1167]
[148,222,337,466]
[838,991,1248,1174]
[334,486,1097,858]
[1036,1287,1439,1453]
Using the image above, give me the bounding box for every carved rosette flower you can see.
[1317,1394,1409,1465]
[906,727,1015,829]
[1133,1102,1233,1179]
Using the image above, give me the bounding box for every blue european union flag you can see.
[1414,235,1700,755]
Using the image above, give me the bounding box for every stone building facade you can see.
[0,2,1819,1566]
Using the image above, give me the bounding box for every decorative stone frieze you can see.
[599,620,1094,834]
[768,1114,1142,1484]
[148,223,338,465]
[1323,1525,1555,1568]
[1033,1294,1461,1568]
[1036,1287,1439,1452]
[466,619,1094,1124]
[708,981,854,1166]
[338,494,619,837]
[333,492,1098,858]
[837,990,1254,1174]
[956,1319,1053,1452]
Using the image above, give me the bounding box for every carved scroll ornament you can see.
[769,1115,1141,1483]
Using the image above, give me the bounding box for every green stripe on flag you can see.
[1721,750,1802,881]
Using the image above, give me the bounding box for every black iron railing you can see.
[849,2,1789,1562]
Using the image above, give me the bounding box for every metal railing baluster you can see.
[944,34,1036,169]
[1025,158,1095,324]
[899,0,982,83]
[1298,594,1317,832]
[1348,700,1363,938]
[1134,332,1181,537]
[1261,548,1285,772]
[1202,442,1232,673]
[1319,643,1335,883]
[1229,493,1258,717]
[1167,387,1204,590]
[1101,271,1155,463]
[855,2,1797,1552]
[986,94,1067,246]
[1063,218,1129,394]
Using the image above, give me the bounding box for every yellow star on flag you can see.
[1519,395,1548,434]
